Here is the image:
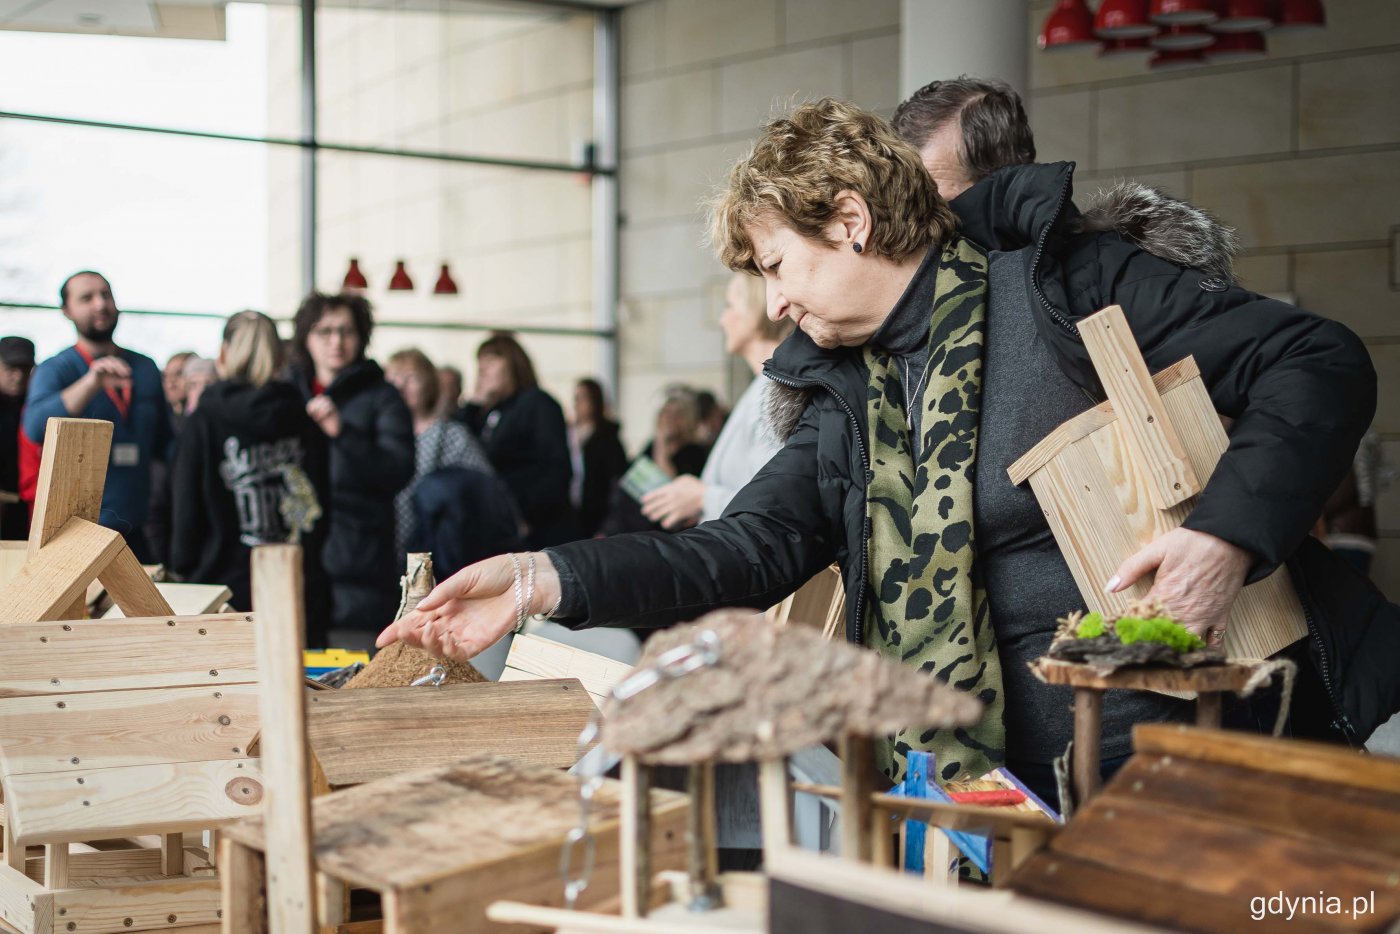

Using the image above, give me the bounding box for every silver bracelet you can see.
[519,553,537,633]
[509,553,527,633]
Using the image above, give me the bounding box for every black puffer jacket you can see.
[291,359,414,631]
[551,162,1395,743]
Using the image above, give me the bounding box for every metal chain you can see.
[560,629,722,908]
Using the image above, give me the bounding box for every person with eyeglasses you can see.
[288,291,414,647]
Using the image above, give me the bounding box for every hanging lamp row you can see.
[1040,0,1326,69]
[341,258,459,295]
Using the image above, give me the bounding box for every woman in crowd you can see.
[459,333,574,548]
[384,347,501,567]
[289,292,414,643]
[598,388,709,536]
[170,311,331,642]
[570,377,627,539]
[641,272,794,529]
[380,99,1393,804]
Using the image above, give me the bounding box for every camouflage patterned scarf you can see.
[862,235,1006,786]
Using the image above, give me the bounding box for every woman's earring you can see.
[852,242,863,254]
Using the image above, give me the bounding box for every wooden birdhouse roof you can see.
[598,610,983,765]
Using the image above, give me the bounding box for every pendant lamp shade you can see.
[1274,0,1325,32]
[388,259,414,292]
[1212,0,1277,32]
[1039,0,1098,51]
[1095,0,1157,38]
[432,263,459,295]
[342,258,368,291]
[1150,24,1217,49]
[1150,0,1220,26]
[1208,30,1268,60]
[1100,36,1154,57]
[1149,47,1207,69]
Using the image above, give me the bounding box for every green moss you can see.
[1115,615,1205,653]
[1076,611,1106,639]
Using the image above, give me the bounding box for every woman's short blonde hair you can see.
[710,98,957,273]
[220,311,282,388]
[731,272,793,344]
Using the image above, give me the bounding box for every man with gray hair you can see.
[892,76,1036,200]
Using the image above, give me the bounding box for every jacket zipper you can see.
[1294,570,1356,741]
[1029,171,1080,339]
[765,371,872,646]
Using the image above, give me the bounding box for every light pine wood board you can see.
[0,861,50,934]
[0,684,260,777]
[304,680,595,787]
[1016,365,1305,662]
[27,419,111,558]
[22,846,212,887]
[4,758,263,846]
[0,518,124,625]
[52,875,221,933]
[500,633,634,704]
[102,584,233,619]
[0,615,257,698]
[0,543,25,592]
[95,547,175,620]
[249,545,317,934]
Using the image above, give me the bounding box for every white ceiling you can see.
[0,0,644,41]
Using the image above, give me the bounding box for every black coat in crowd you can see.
[461,387,574,548]
[578,419,628,539]
[169,379,331,642]
[550,161,1398,746]
[291,359,415,634]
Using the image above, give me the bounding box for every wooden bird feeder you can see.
[0,419,266,933]
[1007,305,1307,664]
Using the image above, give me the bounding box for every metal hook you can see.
[410,665,447,688]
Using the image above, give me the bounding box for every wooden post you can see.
[251,545,317,933]
[161,832,184,876]
[315,873,348,927]
[98,545,175,619]
[3,821,25,874]
[219,836,268,934]
[1196,692,1223,729]
[27,418,113,620]
[43,842,67,888]
[871,805,894,868]
[758,757,793,855]
[839,733,875,863]
[620,756,651,919]
[925,828,957,888]
[685,763,720,909]
[1072,688,1104,807]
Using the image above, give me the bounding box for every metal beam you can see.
[300,0,318,295]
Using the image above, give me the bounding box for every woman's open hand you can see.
[1106,527,1253,646]
[375,552,562,661]
[641,475,706,530]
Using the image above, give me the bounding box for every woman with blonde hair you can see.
[171,310,331,642]
[380,98,1387,807]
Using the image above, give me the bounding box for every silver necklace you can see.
[901,356,936,432]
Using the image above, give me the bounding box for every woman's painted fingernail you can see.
[1104,576,1121,593]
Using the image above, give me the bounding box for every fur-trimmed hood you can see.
[763,163,1240,442]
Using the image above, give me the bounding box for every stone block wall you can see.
[1026,0,1400,599]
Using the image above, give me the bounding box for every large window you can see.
[0,0,615,397]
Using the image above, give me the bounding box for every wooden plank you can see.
[1076,306,1199,509]
[23,847,167,885]
[619,757,649,919]
[52,876,221,934]
[839,734,875,863]
[249,546,317,934]
[0,615,257,698]
[758,757,792,855]
[0,518,124,626]
[867,795,1060,836]
[0,543,26,592]
[1072,689,1103,806]
[303,680,594,787]
[0,861,52,934]
[1,824,23,876]
[217,836,265,934]
[41,844,64,889]
[102,583,232,619]
[1008,357,1199,486]
[95,546,174,620]
[1031,659,1261,694]
[501,634,632,703]
[27,419,111,556]
[3,759,263,846]
[1105,752,1400,860]
[1133,724,1400,797]
[0,684,260,777]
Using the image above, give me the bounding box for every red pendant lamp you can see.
[1039,0,1098,52]
[1100,36,1154,57]
[1207,30,1268,60]
[1151,24,1217,49]
[1211,0,1276,31]
[342,258,368,291]
[388,259,414,291]
[1149,47,1207,69]
[1150,0,1220,26]
[1274,0,1325,32]
[1094,0,1158,38]
[432,263,459,295]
